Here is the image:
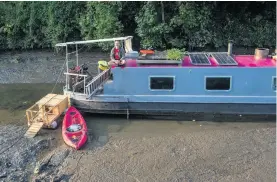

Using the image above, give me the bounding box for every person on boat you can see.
[108,40,126,67]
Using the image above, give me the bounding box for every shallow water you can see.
[0,83,275,142]
[0,83,63,110]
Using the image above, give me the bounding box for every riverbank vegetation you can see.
[0,1,275,51]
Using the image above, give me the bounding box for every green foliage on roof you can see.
[166,48,184,61]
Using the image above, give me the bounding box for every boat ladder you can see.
[85,68,111,98]
[24,122,44,138]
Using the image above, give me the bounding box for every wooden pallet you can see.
[24,122,44,138]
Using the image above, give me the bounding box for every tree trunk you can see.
[161,1,165,23]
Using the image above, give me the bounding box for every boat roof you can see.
[55,36,133,47]
[125,55,276,68]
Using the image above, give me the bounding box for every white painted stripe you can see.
[95,95,275,98]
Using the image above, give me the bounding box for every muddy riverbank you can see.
[0,51,276,182]
[0,50,108,84]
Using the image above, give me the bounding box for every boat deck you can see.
[125,55,276,68]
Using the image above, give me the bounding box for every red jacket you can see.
[110,47,125,60]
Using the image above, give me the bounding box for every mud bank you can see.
[0,120,276,182]
[0,124,70,182]
[57,127,276,182]
[0,50,108,84]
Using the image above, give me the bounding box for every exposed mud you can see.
[59,127,276,182]
[0,50,109,84]
[0,113,275,182]
[0,124,65,182]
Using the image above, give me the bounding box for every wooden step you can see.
[24,122,44,138]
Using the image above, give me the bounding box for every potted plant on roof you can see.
[166,48,185,62]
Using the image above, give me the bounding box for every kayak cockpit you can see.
[66,124,82,132]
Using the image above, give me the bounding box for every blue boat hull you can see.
[67,64,276,117]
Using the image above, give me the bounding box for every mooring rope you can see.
[51,57,67,93]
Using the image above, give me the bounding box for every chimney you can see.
[254,48,269,60]
[227,40,233,56]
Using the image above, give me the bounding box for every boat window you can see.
[273,77,276,91]
[67,124,82,132]
[150,77,174,90]
[206,77,231,90]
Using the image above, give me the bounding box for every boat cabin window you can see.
[273,77,276,91]
[206,77,231,91]
[150,77,174,90]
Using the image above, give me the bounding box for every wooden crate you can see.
[26,94,69,128]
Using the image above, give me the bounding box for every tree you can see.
[170,2,214,50]
[0,1,275,50]
[80,2,123,50]
[45,2,85,47]
[1,2,30,49]
[135,2,171,49]
[211,2,276,48]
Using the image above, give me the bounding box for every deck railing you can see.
[85,68,111,98]
[64,72,88,94]
[72,76,93,94]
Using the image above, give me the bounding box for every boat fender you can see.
[51,121,58,129]
[98,60,109,71]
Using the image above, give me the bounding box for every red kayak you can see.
[62,106,88,150]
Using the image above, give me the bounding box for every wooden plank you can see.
[29,129,40,131]
[26,111,30,123]
[26,103,38,111]
[46,99,62,107]
[29,126,41,129]
[36,94,57,105]
[47,115,57,122]
[24,122,44,138]
[45,95,68,107]
[55,95,68,100]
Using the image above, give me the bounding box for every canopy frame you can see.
[56,36,133,91]
[55,36,133,47]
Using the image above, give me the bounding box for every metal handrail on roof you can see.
[55,36,133,47]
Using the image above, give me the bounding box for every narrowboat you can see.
[55,36,276,117]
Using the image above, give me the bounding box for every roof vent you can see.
[254,48,269,60]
